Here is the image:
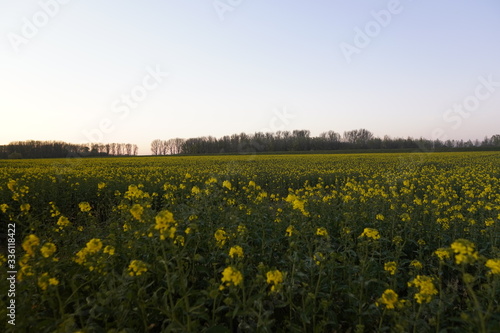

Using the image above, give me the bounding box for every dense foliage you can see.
[1,152,499,332]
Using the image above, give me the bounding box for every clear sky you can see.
[1,0,499,154]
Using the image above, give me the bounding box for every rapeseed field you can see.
[1,152,499,332]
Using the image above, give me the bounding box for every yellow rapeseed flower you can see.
[0,203,8,213]
[22,234,40,257]
[86,238,103,254]
[128,260,148,276]
[266,269,284,293]
[384,261,397,275]
[359,228,380,240]
[57,216,71,227]
[103,245,115,255]
[376,289,400,310]
[408,275,438,304]
[40,242,57,258]
[229,245,244,258]
[78,202,92,212]
[214,229,228,247]
[285,225,295,237]
[38,273,59,291]
[450,239,478,265]
[130,204,144,221]
[316,227,328,237]
[191,186,201,195]
[434,248,451,261]
[220,266,243,289]
[410,260,423,270]
[485,259,500,275]
[20,203,30,212]
[222,180,232,190]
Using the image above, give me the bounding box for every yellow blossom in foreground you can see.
[485,259,500,275]
[130,204,144,221]
[376,289,400,310]
[222,180,232,190]
[97,182,106,190]
[316,227,328,237]
[220,266,243,289]
[285,225,295,237]
[78,202,92,212]
[214,229,228,247]
[57,216,71,228]
[191,186,201,195]
[266,269,284,293]
[128,260,148,276]
[154,210,177,240]
[434,248,451,261]
[22,234,40,257]
[20,203,30,212]
[384,261,397,275]
[410,260,423,270]
[359,228,380,240]
[450,239,478,264]
[229,245,244,258]
[103,245,115,255]
[40,242,57,258]
[0,203,8,213]
[38,273,59,291]
[408,275,438,304]
[86,238,103,254]
[376,214,385,221]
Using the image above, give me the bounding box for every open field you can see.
[1,152,500,332]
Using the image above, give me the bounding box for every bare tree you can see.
[151,139,162,155]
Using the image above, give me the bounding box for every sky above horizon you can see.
[1,0,499,154]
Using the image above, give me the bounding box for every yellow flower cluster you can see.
[124,184,150,200]
[154,210,177,240]
[376,289,406,310]
[384,261,397,275]
[229,245,244,259]
[220,266,243,290]
[450,239,479,265]
[37,272,59,291]
[128,260,148,276]
[485,259,500,275]
[266,269,284,293]
[40,242,57,258]
[22,234,40,257]
[78,202,92,212]
[214,229,228,247]
[434,248,451,261]
[359,228,380,240]
[408,275,438,304]
[130,204,144,221]
[316,227,328,237]
[410,260,423,270]
[74,238,115,273]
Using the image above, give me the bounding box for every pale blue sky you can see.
[1,0,499,154]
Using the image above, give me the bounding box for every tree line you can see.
[0,141,138,159]
[151,129,500,155]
